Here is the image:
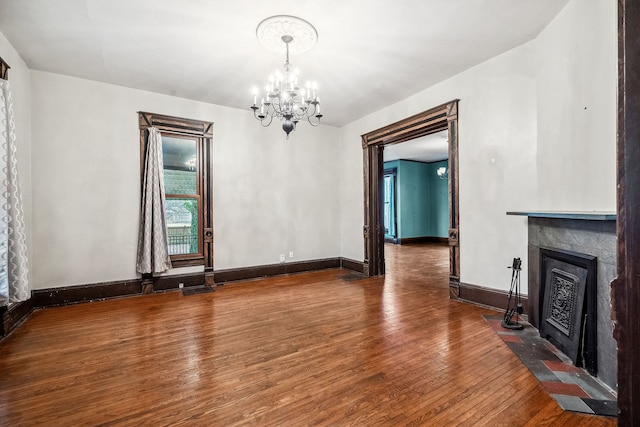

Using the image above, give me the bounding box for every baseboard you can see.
[428,237,449,244]
[458,282,529,315]
[213,258,342,284]
[1,298,35,338]
[341,258,365,274]
[395,236,448,245]
[32,279,144,308]
[153,272,204,292]
[28,256,363,307]
[6,256,366,337]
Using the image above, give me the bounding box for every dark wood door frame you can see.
[361,100,460,298]
[614,1,639,423]
[138,111,215,289]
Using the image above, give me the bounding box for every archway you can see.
[361,100,460,298]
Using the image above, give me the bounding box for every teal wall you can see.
[383,159,449,239]
[426,160,449,238]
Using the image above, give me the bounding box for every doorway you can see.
[382,131,449,245]
[361,100,460,298]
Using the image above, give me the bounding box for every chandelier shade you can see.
[250,16,322,138]
[437,166,449,180]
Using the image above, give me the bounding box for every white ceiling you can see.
[0,0,569,127]
[383,130,448,163]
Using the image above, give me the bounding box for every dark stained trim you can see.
[613,0,640,422]
[137,111,214,138]
[0,299,34,338]
[340,258,365,274]
[458,282,529,316]
[384,158,447,166]
[22,257,364,307]
[29,274,210,308]
[137,112,214,276]
[153,273,205,292]
[362,108,448,146]
[169,257,206,269]
[361,100,460,300]
[32,279,143,308]
[213,258,341,284]
[285,259,341,274]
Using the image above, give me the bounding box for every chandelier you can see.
[436,166,449,180]
[250,16,322,139]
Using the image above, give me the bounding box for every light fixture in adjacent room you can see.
[250,15,322,139]
[437,166,449,180]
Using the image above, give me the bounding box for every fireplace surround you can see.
[507,211,617,391]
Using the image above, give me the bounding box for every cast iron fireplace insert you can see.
[539,247,597,375]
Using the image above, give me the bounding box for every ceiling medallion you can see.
[250,15,322,138]
[256,15,318,55]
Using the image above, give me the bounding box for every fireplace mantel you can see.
[507,211,616,221]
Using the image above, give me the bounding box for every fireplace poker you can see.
[501,257,524,330]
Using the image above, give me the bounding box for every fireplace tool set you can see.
[501,257,524,330]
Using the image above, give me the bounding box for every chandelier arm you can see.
[305,102,316,116]
[306,115,321,127]
[260,114,274,127]
[270,96,283,116]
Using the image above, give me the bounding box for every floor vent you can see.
[339,273,364,282]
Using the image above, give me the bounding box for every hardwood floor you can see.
[0,243,615,426]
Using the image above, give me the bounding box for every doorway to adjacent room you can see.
[361,100,460,298]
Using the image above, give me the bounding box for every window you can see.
[138,112,213,269]
[383,170,397,238]
[162,135,200,256]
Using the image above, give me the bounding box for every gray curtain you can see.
[136,127,172,274]
[0,78,29,304]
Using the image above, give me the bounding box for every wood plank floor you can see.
[0,243,616,426]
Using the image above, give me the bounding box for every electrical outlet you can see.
[279,254,286,263]
[178,283,184,289]
[289,251,294,259]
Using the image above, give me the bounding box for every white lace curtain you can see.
[136,127,172,274]
[0,78,29,304]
